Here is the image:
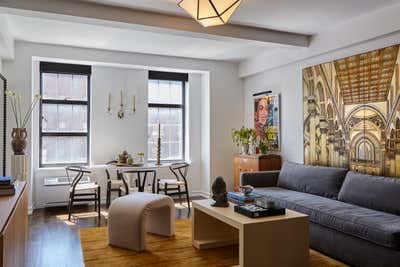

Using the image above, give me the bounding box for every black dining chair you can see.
[105,161,129,208]
[65,166,101,221]
[157,162,190,213]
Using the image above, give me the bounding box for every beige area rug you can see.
[80,219,348,267]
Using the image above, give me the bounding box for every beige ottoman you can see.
[108,192,175,251]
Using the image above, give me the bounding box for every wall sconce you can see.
[107,90,136,119]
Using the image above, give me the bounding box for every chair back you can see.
[105,160,118,181]
[169,162,189,183]
[65,166,91,190]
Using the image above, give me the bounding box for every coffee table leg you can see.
[192,207,238,250]
[240,217,309,267]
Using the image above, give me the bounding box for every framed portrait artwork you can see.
[254,94,280,151]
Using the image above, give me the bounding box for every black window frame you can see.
[148,70,188,162]
[39,62,91,168]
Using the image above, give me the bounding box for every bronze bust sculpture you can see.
[211,176,229,207]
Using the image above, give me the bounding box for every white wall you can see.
[3,41,243,209]
[243,31,400,164]
[90,66,148,164]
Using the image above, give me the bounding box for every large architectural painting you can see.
[303,44,400,176]
[254,94,280,151]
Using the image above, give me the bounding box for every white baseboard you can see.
[190,191,210,198]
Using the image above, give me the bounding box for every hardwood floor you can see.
[26,198,194,267]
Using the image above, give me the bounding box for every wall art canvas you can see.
[303,44,400,176]
[254,94,280,151]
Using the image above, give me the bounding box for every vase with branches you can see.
[231,127,256,154]
[5,89,41,155]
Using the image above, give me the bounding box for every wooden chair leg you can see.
[106,184,110,209]
[184,184,190,214]
[94,195,97,211]
[68,194,74,221]
[118,188,122,197]
[97,187,101,220]
[178,186,182,204]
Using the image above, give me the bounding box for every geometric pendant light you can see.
[178,0,242,27]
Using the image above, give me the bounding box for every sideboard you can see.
[0,181,28,267]
[233,154,282,191]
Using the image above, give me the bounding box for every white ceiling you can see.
[1,0,400,62]
[4,14,274,62]
[88,0,400,34]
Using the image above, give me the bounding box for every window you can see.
[148,71,187,161]
[39,62,91,167]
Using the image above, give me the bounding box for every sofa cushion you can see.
[254,187,400,250]
[277,162,348,199]
[339,171,400,216]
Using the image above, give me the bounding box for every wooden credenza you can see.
[234,154,282,191]
[0,181,28,267]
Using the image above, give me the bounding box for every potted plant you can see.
[5,90,40,155]
[258,139,269,154]
[231,127,256,154]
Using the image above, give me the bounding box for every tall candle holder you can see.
[156,123,162,166]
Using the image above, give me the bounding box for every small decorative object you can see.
[155,123,162,166]
[211,176,229,207]
[137,152,145,164]
[127,156,134,165]
[5,89,40,155]
[254,198,277,210]
[118,150,129,164]
[240,185,254,196]
[107,90,136,119]
[231,127,256,155]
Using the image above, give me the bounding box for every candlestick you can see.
[133,95,136,113]
[156,123,161,165]
[120,90,123,107]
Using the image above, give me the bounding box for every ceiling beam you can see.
[0,0,310,47]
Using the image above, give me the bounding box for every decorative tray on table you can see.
[234,204,286,218]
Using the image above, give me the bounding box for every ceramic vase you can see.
[11,128,27,155]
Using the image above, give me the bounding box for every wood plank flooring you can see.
[26,200,193,267]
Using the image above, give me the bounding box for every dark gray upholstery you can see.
[310,223,400,267]
[254,187,400,250]
[240,171,279,187]
[277,162,348,199]
[339,171,400,216]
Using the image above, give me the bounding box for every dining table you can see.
[103,162,173,194]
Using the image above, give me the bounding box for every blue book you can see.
[228,192,259,202]
[0,177,14,185]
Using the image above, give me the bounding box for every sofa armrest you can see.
[240,171,280,188]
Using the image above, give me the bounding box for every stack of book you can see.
[227,191,260,205]
[0,176,15,196]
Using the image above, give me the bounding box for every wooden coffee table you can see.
[192,199,309,267]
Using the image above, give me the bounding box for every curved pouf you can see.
[108,192,175,251]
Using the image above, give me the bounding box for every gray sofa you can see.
[240,162,400,267]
